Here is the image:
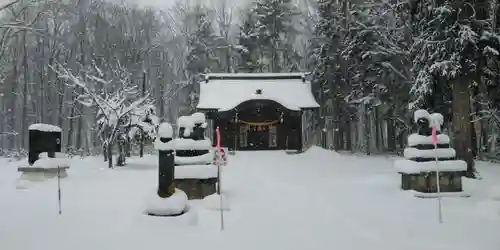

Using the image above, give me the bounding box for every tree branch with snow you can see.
[50,62,152,168]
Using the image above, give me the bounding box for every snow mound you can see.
[408,133,450,146]
[178,113,207,137]
[394,159,467,174]
[28,123,62,132]
[175,164,218,179]
[303,146,341,157]
[429,113,444,130]
[155,138,212,151]
[154,139,175,151]
[175,151,212,165]
[414,109,430,123]
[158,123,173,138]
[32,157,70,169]
[15,179,33,189]
[202,193,230,211]
[412,190,470,198]
[126,155,157,170]
[190,112,206,124]
[490,184,500,201]
[144,189,188,216]
[174,138,212,150]
[38,152,67,158]
[403,147,456,159]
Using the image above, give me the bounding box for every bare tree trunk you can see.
[57,77,65,128]
[364,104,371,155]
[374,106,381,152]
[103,142,108,162]
[387,118,396,151]
[452,77,475,178]
[38,33,45,123]
[140,71,146,158]
[66,95,75,150]
[8,49,19,150]
[20,10,29,150]
[117,136,126,167]
[345,119,352,151]
[107,142,113,168]
[126,138,131,157]
[75,0,87,152]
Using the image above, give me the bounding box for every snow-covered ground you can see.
[1,147,499,250]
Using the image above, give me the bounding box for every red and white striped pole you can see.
[432,126,443,223]
[215,127,224,230]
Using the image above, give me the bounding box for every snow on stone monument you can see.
[17,124,70,185]
[173,113,218,199]
[394,110,468,197]
[145,122,189,217]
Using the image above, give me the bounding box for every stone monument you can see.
[394,109,468,196]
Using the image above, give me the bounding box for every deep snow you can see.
[1,147,499,250]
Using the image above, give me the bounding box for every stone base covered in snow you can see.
[399,171,463,193]
[145,188,188,216]
[395,158,466,193]
[18,157,70,182]
[395,110,466,194]
[174,178,217,200]
[18,167,69,182]
[172,112,219,200]
[173,164,218,199]
[202,193,230,211]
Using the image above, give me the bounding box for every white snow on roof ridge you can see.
[217,92,301,112]
[197,77,319,111]
[205,72,307,79]
[28,123,62,132]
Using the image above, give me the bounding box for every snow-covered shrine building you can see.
[196,73,320,151]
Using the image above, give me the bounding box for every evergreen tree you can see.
[311,0,345,93]
[247,0,301,72]
[185,6,219,77]
[409,0,500,176]
[311,0,348,149]
[236,10,263,72]
[184,5,220,112]
[342,0,407,105]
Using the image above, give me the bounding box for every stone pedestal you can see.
[158,145,175,198]
[174,113,218,200]
[28,124,62,165]
[395,110,467,196]
[147,122,189,217]
[173,178,217,200]
[400,171,463,193]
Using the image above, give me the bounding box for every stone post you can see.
[28,124,62,165]
[157,123,175,198]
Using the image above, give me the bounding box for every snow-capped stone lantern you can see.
[176,112,209,157]
[28,123,62,165]
[394,109,468,196]
[16,123,70,185]
[146,122,189,217]
[173,113,218,199]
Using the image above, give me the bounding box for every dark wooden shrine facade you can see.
[200,100,307,151]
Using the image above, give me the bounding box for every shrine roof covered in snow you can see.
[196,73,320,111]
